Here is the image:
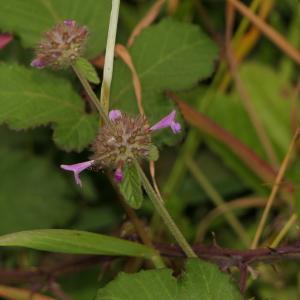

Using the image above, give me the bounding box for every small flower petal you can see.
[171,122,181,134]
[150,110,181,134]
[31,58,47,69]
[114,168,123,183]
[60,160,94,187]
[64,20,76,27]
[109,110,122,121]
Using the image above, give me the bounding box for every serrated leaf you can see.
[75,57,100,84]
[111,18,217,144]
[96,259,241,300]
[179,259,241,300]
[0,63,98,151]
[0,147,76,234]
[0,0,111,58]
[119,165,144,209]
[0,229,155,259]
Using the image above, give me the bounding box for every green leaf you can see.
[75,57,100,84]
[200,63,294,192]
[0,63,98,151]
[119,165,144,209]
[179,259,241,299]
[0,229,156,258]
[111,18,217,144]
[0,147,76,234]
[96,259,242,300]
[238,63,292,157]
[0,0,111,58]
[205,63,292,161]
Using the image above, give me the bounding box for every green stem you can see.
[72,63,165,267]
[72,64,110,124]
[151,254,166,268]
[270,213,297,248]
[100,0,120,114]
[134,161,197,258]
[232,0,261,46]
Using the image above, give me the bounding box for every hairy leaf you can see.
[0,63,98,151]
[75,57,100,84]
[0,229,156,258]
[119,165,144,209]
[96,259,241,300]
[0,147,76,234]
[0,0,111,58]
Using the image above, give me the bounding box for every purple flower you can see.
[150,110,181,134]
[30,58,47,69]
[114,168,123,183]
[64,20,76,27]
[109,110,122,121]
[60,160,94,187]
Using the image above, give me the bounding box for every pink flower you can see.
[60,160,94,187]
[150,110,181,134]
[31,58,47,69]
[0,34,12,49]
[114,168,123,183]
[109,110,122,121]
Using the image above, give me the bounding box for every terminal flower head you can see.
[61,110,181,186]
[31,20,88,69]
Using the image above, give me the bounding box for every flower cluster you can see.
[31,20,88,69]
[61,110,181,186]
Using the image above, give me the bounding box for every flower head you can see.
[31,20,88,69]
[91,112,152,170]
[61,110,181,186]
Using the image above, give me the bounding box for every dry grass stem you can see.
[251,128,300,249]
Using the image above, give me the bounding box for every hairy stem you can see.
[100,0,120,114]
[72,64,109,124]
[134,161,197,258]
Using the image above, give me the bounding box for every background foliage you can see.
[0,0,299,299]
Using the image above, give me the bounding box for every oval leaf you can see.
[75,57,100,84]
[119,165,144,209]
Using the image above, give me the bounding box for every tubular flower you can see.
[60,160,94,187]
[61,110,181,186]
[31,20,88,69]
[150,110,181,133]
